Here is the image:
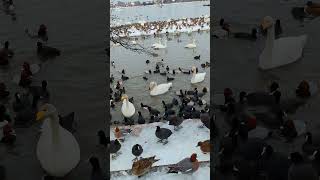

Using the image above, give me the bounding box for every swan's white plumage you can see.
[259,16,307,70]
[121,99,135,118]
[153,39,167,49]
[149,82,172,96]
[191,72,206,84]
[37,105,80,177]
[185,39,196,48]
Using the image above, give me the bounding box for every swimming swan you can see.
[149,81,172,96]
[153,39,167,49]
[121,94,135,118]
[185,39,197,48]
[259,16,307,70]
[36,104,80,177]
[191,66,206,84]
[152,38,162,48]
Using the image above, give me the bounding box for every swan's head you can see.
[149,81,157,91]
[36,103,57,121]
[261,16,274,30]
[121,94,129,101]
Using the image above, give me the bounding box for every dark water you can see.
[0,0,106,179]
[214,0,320,178]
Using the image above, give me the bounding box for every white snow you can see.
[111,165,210,180]
[110,119,210,172]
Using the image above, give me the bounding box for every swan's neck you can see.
[265,24,275,63]
[49,114,60,146]
[124,99,129,107]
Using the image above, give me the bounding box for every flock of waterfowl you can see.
[109,13,211,177]
[214,1,320,180]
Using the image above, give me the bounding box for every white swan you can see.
[149,81,172,96]
[153,39,167,49]
[151,38,162,48]
[121,94,135,118]
[36,104,80,177]
[185,39,196,48]
[191,66,206,84]
[259,16,308,70]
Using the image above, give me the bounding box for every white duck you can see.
[121,94,135,118]
[191,66,206,84]
[149,81,172,96]
[153,39,167,49]
[259,16,308,70]
[185,39,196,48]
[36,104,80,177]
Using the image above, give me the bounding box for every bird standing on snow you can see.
[168,153,200,174]
[132,144,143,161]
[132,156,159,177]
[197,140,210,154]
[110,139,121,160]
[155,126,172,145]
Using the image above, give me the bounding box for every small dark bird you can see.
[97,130,109,147]
[160,72,167,76]
[121,75,129,81]
[154,69,160,73]
[202,87,208,93]
[162,100,174,109]
[110,139,121,159]
[194,55,200,60]
[147,106,160,116]
[172,98,179,106]
[167,76,174,81]
[146,60,150,64]
[143,76,148,81]
[129,97,134,103]
[137,111,145,124]
[168,115,183,131]
[132,144,143,161]
[166,66,170,71]
[155,126,172,145]
[121,69,125,74]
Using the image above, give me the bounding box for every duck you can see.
[37,42,61,58]
[110,139,122,159]
[121,94,135,118]
[132,144,143,161]
[259,16,307,70]
[168,114,183,131]
[142,76,148,81]
[197,140,210,154]
[194,55,200,60]
[168,153,199,174]
[233,28,257,41]
[149,81,172,96]
[35,104,80,177]
[137,111,145,124]
[121,75,129,81]
[155,126,172,145]
[184,39,196,49]
[147,106,160,116]
[132,156,159,177]
[146,60,150,64]
[167,76,174,81]
[121,69,125,74]
[191,66,206,84]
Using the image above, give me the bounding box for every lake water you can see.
[0,0,106,179]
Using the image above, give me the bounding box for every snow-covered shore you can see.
[110,119,210,172]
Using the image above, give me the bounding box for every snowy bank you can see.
[111,163,210,180]
[110,119,210,172]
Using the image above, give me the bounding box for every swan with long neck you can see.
[149,81,172,96]
[121,94,135,118]
[36,104,80,177]
[259,16,307,70]
[191,66,206,84]
[185,39,196,48]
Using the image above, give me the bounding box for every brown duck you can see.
[197,140,210,154]
[132,156,159,177]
